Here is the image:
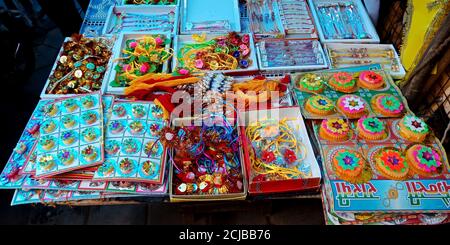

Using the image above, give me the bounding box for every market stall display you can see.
[1,0,448,225]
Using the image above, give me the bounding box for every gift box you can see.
[324,43,406,79]
[239,106,322,195]
[180,0,241,35]
[103,5,180,35]
[106,32,173,95]
[168,117,248,202]
[40,36,114,99]
[308,0,380,44]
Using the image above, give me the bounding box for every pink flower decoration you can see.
[217,40,226,47]
[239,44,248,50]
[242,35,250,44]
[155,37,163,45]
[242,49,250,56]
[194,59,204,69]
[129,41,138,49]
[140,63,150,73]
[179,69,189,75]
[123,64,131,72]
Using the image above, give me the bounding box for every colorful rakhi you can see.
[157,116,244,195]
[316,3,370,40]
[46,34,112,95]
[245,118,311,181]
[177,32,252,71]
[111,35,173,88]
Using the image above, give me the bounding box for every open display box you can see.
[239,107,322,195]
[256,39,328,72]
[103,5,180,35]
[180,0,241,34]
[173,33,259,74]
[324,43,406,79]
[247,0,285,40]
[314,117,450,214]
[278,0,319,39]
[292,69,412,120]
[106,32,172,95]
[40,37,114,99]
[308,0,380,44]
[168,117,248,202]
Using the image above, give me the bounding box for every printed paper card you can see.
[93,101,167,184]
[0,99,54,189]
[22,95,114,176]
[10,189,143,206]
[20,176,168,195]
[35,93,105,178]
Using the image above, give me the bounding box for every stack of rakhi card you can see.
[0,94,169,206]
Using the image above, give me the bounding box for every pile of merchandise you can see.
[0,0,448,225]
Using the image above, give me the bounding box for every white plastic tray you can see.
[324,43,406,79]
[180,0,241,34]
[256,39,329,72]
[106,32,172,95]
[172,33,259,74]
[103,5,180,35]
[238,106,322,187]
[308,0,380,43]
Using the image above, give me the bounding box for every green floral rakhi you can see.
[336,151,360,171]
[111,35,172,88]
[380,95,404,112]
[362,117,384,133]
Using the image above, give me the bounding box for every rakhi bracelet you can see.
[48,55,104,93]
[246,120,310,178]
[332,59,400,72]
[317,3,370,39]
[186,20,232,32]
[330,49,395,58]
